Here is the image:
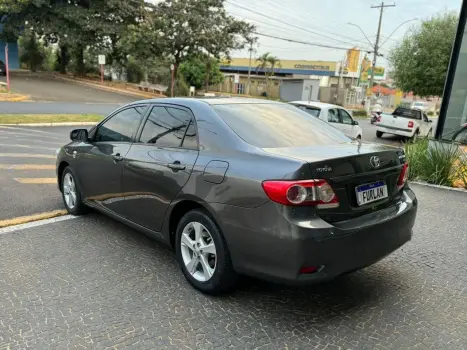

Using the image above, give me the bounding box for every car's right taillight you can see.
[261,179,339,209]
[397,163,409,190]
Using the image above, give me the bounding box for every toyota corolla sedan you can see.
[56,98,417,294]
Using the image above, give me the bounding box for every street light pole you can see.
[246,40,253,95]
[5,43,10,92]
[369,2,395,103]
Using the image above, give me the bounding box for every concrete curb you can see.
[54,74,163,99]
[409,181,467,193]
[0,122,98,126]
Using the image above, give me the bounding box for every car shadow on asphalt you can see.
[85,211,408,322]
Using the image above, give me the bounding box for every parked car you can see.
[411,101,429,113]
[56,98,417,294]
[0,60,6,76]
[375,107,433,141]
[289,101,363,139]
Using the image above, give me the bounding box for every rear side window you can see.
[139,106,197,149]
[294,105,320,118]
[213,103,350,148]
[393,108,421,120]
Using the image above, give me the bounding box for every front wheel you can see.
[61,167,87,215]
[175,209,237,294]
[376,131,383,138]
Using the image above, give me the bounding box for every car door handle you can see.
[112,153,124,162]
[166,161,186,171]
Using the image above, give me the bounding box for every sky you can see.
[224,0,463,67]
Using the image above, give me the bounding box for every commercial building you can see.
[436,0,467,140]
[0,24,19,69]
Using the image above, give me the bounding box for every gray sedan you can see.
[56,98,417,294]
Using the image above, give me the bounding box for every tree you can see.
[150,0,254,84]
[389,13,458,97]
[18,31,45,71]
[179,56,224,89]
[256,52,281,94]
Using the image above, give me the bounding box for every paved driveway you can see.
[0,72,139,103]
[0,184,466,349]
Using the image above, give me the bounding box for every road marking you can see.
[0,164,55,170]
[0,213,75,234]
[14,177,57,184]
[0,153,56,159]
[0,209,68,229]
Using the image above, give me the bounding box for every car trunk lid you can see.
[262,142,406,223]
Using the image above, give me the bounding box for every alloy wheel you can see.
[180,221,217,282]
[63,173,77,210]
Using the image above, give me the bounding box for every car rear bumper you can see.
[212,187,417,285]
[376,125,415,137]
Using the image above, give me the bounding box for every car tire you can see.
[175,209,238,294]
[61,167,87,215]
[376,131,383,138]
[409,129,420,143]
[428,128,433,137]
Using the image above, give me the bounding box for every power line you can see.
[239,0,373,48]
[227,0,361,47]
[254,32,374,52]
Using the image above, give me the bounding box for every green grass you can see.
[0,114,104,124]
[404,138,464,187]
[352,109,368,117]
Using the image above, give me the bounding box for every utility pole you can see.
[246,40,254,95]
[369,2,395,103]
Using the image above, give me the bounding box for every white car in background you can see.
[375,107,433,140]
[411,101,429,113]
[289,101,363,139]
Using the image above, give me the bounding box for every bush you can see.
[427,110,434,116]
[404,138,464,187]
[126,58,144,84]
[352,109,368,117]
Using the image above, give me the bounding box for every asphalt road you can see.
[0,101,124,115]
[0,125,74,220]
[1,72,139,103]
[0,184,465,349]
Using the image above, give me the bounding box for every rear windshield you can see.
[212,103,351,148]
[393,108,421,119]
[293,105,321,118]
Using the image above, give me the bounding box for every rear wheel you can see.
[409,129,420,143]
[376,131,383,138]
[175,209,237,294]
[61,167,87,215]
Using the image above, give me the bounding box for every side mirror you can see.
[353,120,359,126]
[428,120,433,123]
[70,128,89,142]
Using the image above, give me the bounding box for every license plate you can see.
[355,181,388,206]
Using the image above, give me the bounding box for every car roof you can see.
[126,97,282,107]
[289,101,341,109]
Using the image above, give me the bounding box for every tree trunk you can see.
[75,45,85,77]
[59,45,68,74]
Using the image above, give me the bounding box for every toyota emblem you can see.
[370,156,381,169]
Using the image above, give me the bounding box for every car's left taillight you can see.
[261,179,339,208]
[397,163,409,190]
[408,121,414,128]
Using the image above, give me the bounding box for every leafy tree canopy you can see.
[389,13,458,97]
[179,56,224,89]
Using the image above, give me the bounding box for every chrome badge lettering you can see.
[316,166,333,172]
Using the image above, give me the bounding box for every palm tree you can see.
[257,52,282,96]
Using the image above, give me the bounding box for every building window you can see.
[442,24,467,140]
[237,83,245,94]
